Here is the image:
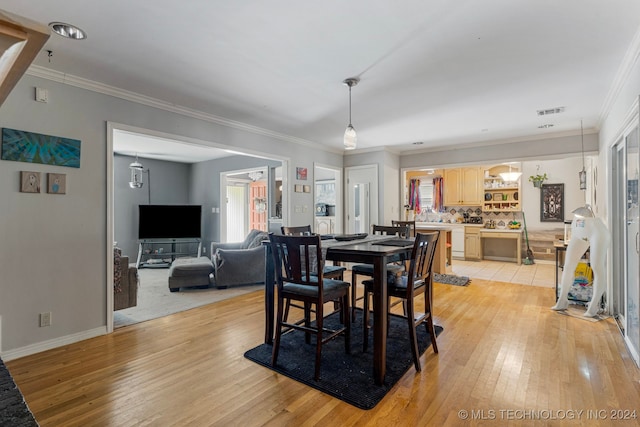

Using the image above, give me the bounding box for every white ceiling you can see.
[3,1,640,160]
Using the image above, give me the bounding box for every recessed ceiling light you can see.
[538,124,554,129]
[49,22,87,40]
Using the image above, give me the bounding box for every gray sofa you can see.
[211,229,269,288]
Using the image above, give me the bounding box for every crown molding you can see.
[599,26,640,127]
[25,65,344,154]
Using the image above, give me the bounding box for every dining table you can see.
[263,234,415,385]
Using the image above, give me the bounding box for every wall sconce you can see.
[129,154,151,203]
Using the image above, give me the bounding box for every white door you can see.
[345,165,378,234]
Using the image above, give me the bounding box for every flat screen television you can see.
[138,205,202,239]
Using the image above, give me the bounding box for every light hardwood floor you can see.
[7,272,640,426]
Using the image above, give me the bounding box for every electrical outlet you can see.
[40,312,52,327]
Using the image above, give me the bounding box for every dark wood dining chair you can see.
[350,224,410,321]
[361,231,440,371]
[281,225,346,280]
[269,233,351,381]
[391,220,416,237]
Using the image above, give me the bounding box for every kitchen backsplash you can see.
[414,206,522,224]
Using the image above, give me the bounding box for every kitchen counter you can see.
[480,228,523,233]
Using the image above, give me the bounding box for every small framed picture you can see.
[303,185,311,193]
[294,184,303,193]
[296,167,307,180]
[47,173,66,194]
[20,171,41,193]
[492,193,502,201]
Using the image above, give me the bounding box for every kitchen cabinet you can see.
[444,167,483,206]
[315,217,335,234]
[464,226,482,260]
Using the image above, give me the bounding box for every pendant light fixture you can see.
[129,155,144,188]
[579,120,587,190]
[499,163,522,183]
[129,154,152,203]
[343,77,360,150]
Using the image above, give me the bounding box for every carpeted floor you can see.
[0,358,37,426]
[434,273,470,286]
[114,268,263,328]
[244,309,442,410]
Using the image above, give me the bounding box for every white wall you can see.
[0,73,342,358]
[520,156,595,230]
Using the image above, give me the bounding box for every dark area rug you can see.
[0,358,38,426]
[244,310,442,410]
[434,273,470,286]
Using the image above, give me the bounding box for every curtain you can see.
[433,177,444,212]
[408,178,421,212]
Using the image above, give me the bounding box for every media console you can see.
[136,238,202,268]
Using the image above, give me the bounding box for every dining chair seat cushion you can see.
[363,276,426,292]
[283,277,350,300]
[351,263,404,276]
[322,265,347,276]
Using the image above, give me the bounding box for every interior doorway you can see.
[345,165,378,234]
[220,167,268,243]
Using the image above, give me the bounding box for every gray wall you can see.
[114,154,191,260]
[0,73,342,357]
[190,155,282,245]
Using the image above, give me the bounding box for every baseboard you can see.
[0,326,107,361]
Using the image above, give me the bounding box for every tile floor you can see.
[451,259,556,288]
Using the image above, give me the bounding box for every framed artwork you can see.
[492,193,503,201]
[47,173,66,194]
[540,183,564,222]
[20,171,41,193]
[296,167,307,180]
[294,184,303,193]
[2,128,81,168]
[303,185,311,193]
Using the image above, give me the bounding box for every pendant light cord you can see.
[348,85,352,126]
[580,120,585,170]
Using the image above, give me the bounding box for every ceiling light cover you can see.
[344,125,357,150]
[49,22,87,40]
[499,172,522,182]
[129,156,144,188]
[343,77,359,150]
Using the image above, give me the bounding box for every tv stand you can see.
[136,238,202,268]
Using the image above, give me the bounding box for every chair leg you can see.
[304,302,312,344]
[271,296,285,367]
[362,288,370,352]
[406,300,421,372]
[314,302,323,381]
[424,290,438,354]
[351,271,359,321]
[343,293,351,354]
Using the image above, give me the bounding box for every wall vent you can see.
[536,107,565,116]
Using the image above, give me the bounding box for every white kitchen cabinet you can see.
[315,217,335,234]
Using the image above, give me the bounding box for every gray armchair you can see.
[211,229,269,288]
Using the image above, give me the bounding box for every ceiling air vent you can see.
[536,107,565,116]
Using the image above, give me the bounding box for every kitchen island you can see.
[415,223,454,274]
